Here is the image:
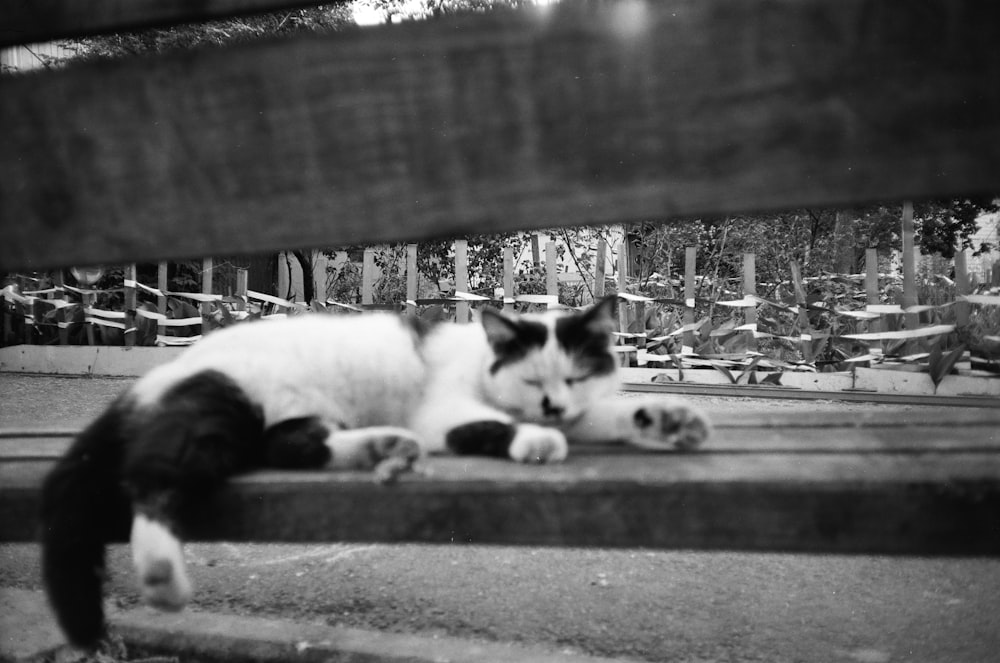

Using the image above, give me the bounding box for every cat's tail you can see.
[41,368,267,650]
[41,400,134,650]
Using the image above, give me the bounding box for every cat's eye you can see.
[523,378,543,388]
[565,375,590,386]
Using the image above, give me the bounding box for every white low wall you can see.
[0,345,183,377]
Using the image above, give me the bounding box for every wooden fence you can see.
[4,233,998,381]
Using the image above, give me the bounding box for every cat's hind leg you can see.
[123,369,265,612]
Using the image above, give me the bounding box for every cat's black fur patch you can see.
[42,369,265,650]
[263,417,333,468]
[482,309,548,374]
[555,297,617,378]
[446,420,517,457]
[400,314,434,344]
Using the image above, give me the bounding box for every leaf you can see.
[670,354,684,382]
[929,344,966,390]
[760,372,784,386]
[711,362,736,384]
[736,355,762,384]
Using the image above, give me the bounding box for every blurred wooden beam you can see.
[3,0,1000,271]
[0,0,330,48]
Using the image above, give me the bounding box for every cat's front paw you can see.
[327,426,423,483]
[628,400,710,451]
[509,424,568,464]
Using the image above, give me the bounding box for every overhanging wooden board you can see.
[3,0,1000,271]
[0,0,326,48]
[4,416,999,555]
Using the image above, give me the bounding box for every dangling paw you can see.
[509,424,568,464]
[131,514,192,612]
[327,426,424,483]
[626,399,710,451]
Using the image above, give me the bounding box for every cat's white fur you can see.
[127,307,708,612]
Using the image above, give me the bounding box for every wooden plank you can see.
[0,0,328,48]
[454,239,470,322]
[5,418,999,459]
[4,445,1000,555]
[405,243,418,316]
[742,253,756,353]
[4,0,1000,271]
[361,248,375,306]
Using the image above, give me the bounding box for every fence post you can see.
[789,261,813,364]
[406,243,418,316]
[954,249,971,327]
[157,261,169,342]
[594,238,607,301]
[124,264,137,347]
[901,200,919,323]
[684,246,696,352]
[201,257,213,334]
[235,268,248,312]
[617,245,629,335]
[53,269,68,345]
[743,252,757,353]
[545,241,558,308]
[455,239,470,323]
[362,248,375,307]
[503,246,514,313]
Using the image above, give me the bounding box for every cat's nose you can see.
[541,396,565,420]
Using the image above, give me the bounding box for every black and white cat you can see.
[41,296,709,649]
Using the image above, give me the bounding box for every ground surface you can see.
[2,374,999,663]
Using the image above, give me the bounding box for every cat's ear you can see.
[480,307,520,349]
[579,295,618,336]
[480,308,548,366]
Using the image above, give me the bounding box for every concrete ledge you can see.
[0,588,631,663]
[116,606,629,663]
[0,346,182,377]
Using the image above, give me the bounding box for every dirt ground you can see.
[3,374,999,663]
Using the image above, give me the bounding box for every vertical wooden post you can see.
[789,261,812,363]
[362,248,375,307]
[615,246,630,366]
[235,268,248,312]
[594,239,607,300]
[901,201,919,331]
[864,248,881,355]
[83,288,95,346]
[124,264,137,347]
[743,253,757,353]
[545,241,558,307]
[864,248,880,332]
[406,243,418,316]
[954,249,971,328]
[455,239,469,323]
[683,246,697,351]
[157,261,168,341]
[53,269,69,345]
[503,246,514,313]
[201,257,213,334]
[531,235,541,269]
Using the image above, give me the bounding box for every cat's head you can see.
[480,296,619,425]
